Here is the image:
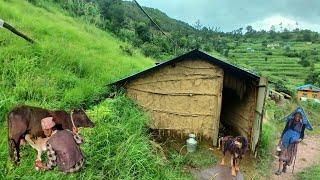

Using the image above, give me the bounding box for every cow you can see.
[7,105,94,164]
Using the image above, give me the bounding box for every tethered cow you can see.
[7,105,94,164]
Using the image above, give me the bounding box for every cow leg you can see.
[9,137,21,164]
[8,115,27,164]
[8,139,17,163]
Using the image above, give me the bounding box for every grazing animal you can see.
[218,136,248,177]
[7,105,94,164]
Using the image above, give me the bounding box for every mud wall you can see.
[126,59,224,140]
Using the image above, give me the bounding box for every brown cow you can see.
[7,105,94,164]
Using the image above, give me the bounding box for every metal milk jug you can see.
[186,134,197,153]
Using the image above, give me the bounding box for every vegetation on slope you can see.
[1,95,190,179]
[0,0,153,120]
[42,0,320,91]
[0,0,189,179]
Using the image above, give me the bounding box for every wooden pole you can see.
[292,144,298,173]
[0,19,34,43]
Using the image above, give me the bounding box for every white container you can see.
[186,134,197,153]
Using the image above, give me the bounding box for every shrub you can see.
[265,51,272,55]
[119,45,134,56]
[299,58,311,67]
[141,43,162,59]
[275,80,293,96]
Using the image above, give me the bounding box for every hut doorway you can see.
[219,87,242,138]
[216,74,255,147]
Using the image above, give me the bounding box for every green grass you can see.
[0,0,154,120]
[223,40,320,88]
[296,164,320,180]
[1,95,189,179]
[167,147,217,170]
[0,0,190,179]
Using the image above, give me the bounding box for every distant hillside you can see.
[73,0,320,90]
[121,1,320,90]
[122,1,195,34]
[225,39,320,89]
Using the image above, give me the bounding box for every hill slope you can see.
[0,0,153,118]
[226,40,320,89]
[0,0,189,179]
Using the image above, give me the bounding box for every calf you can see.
[8,105,94,164]
[24,134,49,163]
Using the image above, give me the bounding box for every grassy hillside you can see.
[0,0,189,179]
[0,0,154,118]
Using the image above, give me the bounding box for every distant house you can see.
[112,49,268,152]
[296,84,320,103]
[246,47,255,52]
[267,43,280,49]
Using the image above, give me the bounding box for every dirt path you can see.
[270,134,320,180]
[192,165,244,180]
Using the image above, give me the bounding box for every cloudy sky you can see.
[138,0,320,32]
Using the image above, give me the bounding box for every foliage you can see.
[297,164,320,180]
[1,95,188,179]
[274,80,293,96]
[0,0,154,122]
[0,1,189,179]
[305,71,320,86]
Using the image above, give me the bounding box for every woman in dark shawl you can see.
[275,112,305,175]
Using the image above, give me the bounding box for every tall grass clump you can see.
[254,99,279,177]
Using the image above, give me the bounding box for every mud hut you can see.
[112,50,267,152]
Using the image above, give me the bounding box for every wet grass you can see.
[0,0,188,179]
[296,164,320,179]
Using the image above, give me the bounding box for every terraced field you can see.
[227,41,320,89]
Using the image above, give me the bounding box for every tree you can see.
[269,25,276,39]
[194,19,202,30]
[95,0,125,31]
[305,71,320,86]
[280,28,291,40]
[245,25,254,35]
[302,30,312,41]
[275,80,293,95]
[135,23,151,42]
[261,40,268,47]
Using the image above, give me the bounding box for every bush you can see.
[299,58,311,67]
[119,45,134,56]
[265,51,272,55]
[275,80,293,96]
[141,43,162,59]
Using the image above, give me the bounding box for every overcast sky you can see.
[137,0,320,32]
